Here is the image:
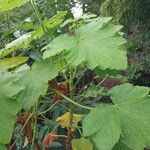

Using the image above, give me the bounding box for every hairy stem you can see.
[38,101,59,115]
[74,68,87,88]
[5,11,11,44]
[66,71,74,150]
[30,0,48,40]
[31,100,39,150]
[9,113,33,150]
[54,89,92,110]
[66,103,73,150]
[97,75,109,87]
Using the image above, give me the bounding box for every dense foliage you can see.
[0,0,150,150]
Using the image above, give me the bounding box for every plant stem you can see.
[38,114,56,125]
[74,68,87,88]
[77,126,83,138]
[38,101,58,115]
[66,70,74,150]
[97,75,109,87]
[53,89,92,110]
[49,134,67,138]
[5,11,11,44]
[9,113,33,150]
[30,0,48,40]
[66,104,73,150]
[31,100,39,150]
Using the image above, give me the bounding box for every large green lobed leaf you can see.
[0,144,6,150]
[17,58,61,109]
[83,83,150,150]
[0,72,24,144]
[43,17,127,70]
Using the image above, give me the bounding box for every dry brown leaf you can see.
[43,132,59,148]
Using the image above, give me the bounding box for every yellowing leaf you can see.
[56,112,82,130]
[23,137,29,148]
[0,57,28,70]
[72,138,93,150]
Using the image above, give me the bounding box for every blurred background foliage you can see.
[100,0,150,86]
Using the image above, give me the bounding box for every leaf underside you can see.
[43,17,127,70]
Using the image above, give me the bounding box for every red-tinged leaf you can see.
[49,80,69,102]
[43,132,59,148]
